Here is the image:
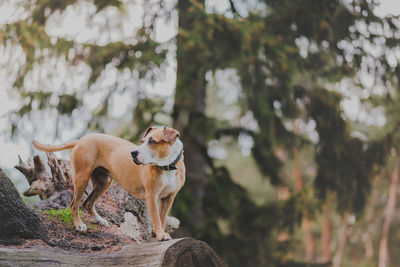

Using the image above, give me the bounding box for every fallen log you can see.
[0,237,227,267]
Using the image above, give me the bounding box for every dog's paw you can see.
[158,232,172,242]
[75,222,87,232]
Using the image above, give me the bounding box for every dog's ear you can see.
[141,126,155,143]
[144,126,155,137]
[162,127,180,143]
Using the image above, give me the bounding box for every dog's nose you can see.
[131,150,142,165]
[131,150,139,158]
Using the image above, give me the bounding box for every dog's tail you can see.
[32,140,78,152]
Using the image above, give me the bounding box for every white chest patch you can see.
[159,170,179,198]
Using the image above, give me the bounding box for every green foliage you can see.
[31,0,78,24]
[174,164,314,266]
[42,208,95,230]
[2,0,168,140]
[173,0,400,266]
[86,39,168,85]
[93,0,123,13]
[42,208,77,225]
[293,88,394,214]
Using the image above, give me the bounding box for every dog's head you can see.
[131,126,182,166]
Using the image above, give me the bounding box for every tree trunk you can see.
[302,219,315,261]
[277,185,290,242]
[0,237,226,267]
[364,179,380,261]
[378,161,399,267]
[0,169,47,243]
[293,148,304,190]
[321,204,331,262]
[46,152,73,191]
[173,0,209,230]
[293,147,315,261]
[332,213,349,267]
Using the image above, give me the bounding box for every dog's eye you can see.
[148,138,157,145]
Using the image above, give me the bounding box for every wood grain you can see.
[0,238,226,267]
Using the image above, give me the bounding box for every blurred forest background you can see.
[1,0,400,266]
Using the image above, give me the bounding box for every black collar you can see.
[157,150,183,171]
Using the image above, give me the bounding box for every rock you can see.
[33,190,73,210]
[165,216,180,233]
[125,196,153,241]
[119,212,141,241]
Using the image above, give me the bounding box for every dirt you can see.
[0,209,137,253]
[0,184,147,253]
[43,211,137,252]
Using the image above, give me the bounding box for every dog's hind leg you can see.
[70,169,91,232]
[82,167,112,227]
[69,150,94,232]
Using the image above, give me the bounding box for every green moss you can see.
[42,208,82,226]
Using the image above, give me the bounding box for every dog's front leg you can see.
[145,192,171,241]
[159,192,177,230]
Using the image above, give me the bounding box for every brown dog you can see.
[33,126,185,241]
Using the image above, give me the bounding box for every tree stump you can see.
[0,169,47,243]
[15,153,73,199]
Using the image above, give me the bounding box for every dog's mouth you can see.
[131,156,143,166]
